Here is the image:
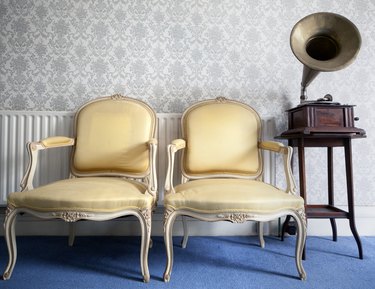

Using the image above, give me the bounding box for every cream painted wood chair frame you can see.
[163,97,307,281]
[3,95,157,283]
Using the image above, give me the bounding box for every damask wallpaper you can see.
[1,0,374,205]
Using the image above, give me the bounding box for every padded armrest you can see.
[259,141,288,154]
[171,139,186,151]
[259,141,297,195]
[21,136,74,191]
[40,136,75,148]
[165,139,186,195]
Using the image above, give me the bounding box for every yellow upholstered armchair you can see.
[163,97,306,281]
[3,95,157,282]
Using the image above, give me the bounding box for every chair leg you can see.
[68,223,76,247]
[181,216,189,248]
[292,209,307,281]
[257,221,265,248]
[3,208,18,280]
[163,210,178,282]
[139,209,151,283]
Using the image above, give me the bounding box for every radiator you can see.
[0,111,275,206]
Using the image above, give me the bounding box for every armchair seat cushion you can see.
[165,178,304,213]
[8,177,153,213]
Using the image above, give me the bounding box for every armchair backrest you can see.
[181,98,262,179]
[71,95,157,178]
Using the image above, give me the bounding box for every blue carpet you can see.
[0,235,374,289]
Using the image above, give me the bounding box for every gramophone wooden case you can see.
[281,103,366,136]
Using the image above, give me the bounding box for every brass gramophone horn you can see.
[290,12,361,103]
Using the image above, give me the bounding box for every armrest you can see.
[259,141,297,195]
[164,139,186,195]
[21,136,75,191]
[259,141,288,154]
[147,138,158,199]
[171,139,186,151]
[40,136,75,148]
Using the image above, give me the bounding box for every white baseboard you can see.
[0,206,374,237]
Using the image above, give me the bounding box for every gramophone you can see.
[283,12,365,135]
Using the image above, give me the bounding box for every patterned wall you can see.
[1,0,374,205]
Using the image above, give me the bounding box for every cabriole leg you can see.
[292,209,307,281]
[181,216,189,248]
[163,210,178,282]
[3,207,18,280]
[257,221,265,248]
[68,223,76,247]
[139,209,151,283]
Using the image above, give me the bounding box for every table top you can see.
[275,131,366,148]
[276,132,366,140]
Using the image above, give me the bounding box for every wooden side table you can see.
[277,132,365,259]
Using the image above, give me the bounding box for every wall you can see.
[1,0,374,235]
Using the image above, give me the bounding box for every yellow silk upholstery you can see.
[182,101,261,176]
[165,178,304,213]
[3,95,158,282]
[163,98,307,282]
[8,177,153,212]
[73,99,155,175]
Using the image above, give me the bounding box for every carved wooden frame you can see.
[2,95,157,283]
[3,206,152,282]
[163,208,306,282]
[163,97,306,282]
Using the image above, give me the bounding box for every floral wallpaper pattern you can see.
[1,0,374,205]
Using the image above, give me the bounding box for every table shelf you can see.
[306,205,348,219]
[277,130,364,260]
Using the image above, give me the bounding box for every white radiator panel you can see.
[0,111,275,206]
[0,112,74,204]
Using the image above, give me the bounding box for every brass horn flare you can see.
[290,12,361,102]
